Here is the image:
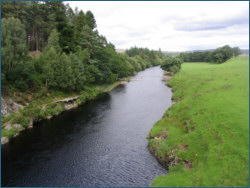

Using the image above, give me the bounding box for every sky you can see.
[67,1,249,52]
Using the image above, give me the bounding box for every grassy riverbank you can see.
[1,79,128,142]
[148,56,249,187]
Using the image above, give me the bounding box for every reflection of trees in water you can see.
[2,92,113,165]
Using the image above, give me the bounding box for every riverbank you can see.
[1,78,129,145]
[2,66,171,187]
[148,56,249,187]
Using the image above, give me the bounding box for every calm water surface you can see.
[2,66,172,187]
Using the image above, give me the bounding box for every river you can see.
[2,66,172,187]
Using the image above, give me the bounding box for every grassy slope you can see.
[148,56,249,187]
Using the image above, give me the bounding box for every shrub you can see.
[161,57,183,73]
[169,65,180,74]
[79,94,86,103]
[44,106,57,116]
[55,104,63,113]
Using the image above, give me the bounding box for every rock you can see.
[1,137,9,145]
[64,103,78,110]
[12,124,22,129]
[56,96,79,103]
[162,75,172,82]
[153,129,168,140]
[27,120,33,129]
[29,120,33,126]
[12,124,25,131]
[1,97,24,117]
[28,51,41,58]
[120,81,128,85]
[4,124,12,130]
[184,161,193,171]
[13,132,20,138]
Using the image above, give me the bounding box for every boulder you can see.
[1,97,23,117]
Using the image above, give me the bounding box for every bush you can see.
[12,113,29,128]
[161,57,183,73]
[24,107,45,120]
[44,106,57,116]
[169,65,180,74]
[55,104,63,113]
[79,94,86,103]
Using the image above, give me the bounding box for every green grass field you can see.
[148,56,249,187]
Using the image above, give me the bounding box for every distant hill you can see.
[117,48,249,56]
[240,49,249,54]
[162,51,180,57]
[116,48,126,53]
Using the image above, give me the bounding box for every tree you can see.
[85,10,96,30]
[37,47,58,88]
[49,53,74,91]
[26,2,45,51]
[44,1,75,53]
[1,17,27,74]
[36,29,61,88]
[69,53,86,91]
[46,29,62,54]
[79,25,99,56]
[212,45,233,63]
[232,47,241,57]
[7,57,35,90]
[1,17,37,90]
[161,57,183,73]
[1,1,28,23]
[72,10,86,40]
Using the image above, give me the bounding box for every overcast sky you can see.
[67,1,249,51]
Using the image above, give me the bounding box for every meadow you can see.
[148,56,249,187]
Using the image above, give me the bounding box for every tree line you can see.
[160,45,241,74]
[178,45,241,63]
[1,1,166,92]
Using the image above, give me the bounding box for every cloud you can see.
[66,1,249,51]
[174,11,249,31]
[128,32,145,38]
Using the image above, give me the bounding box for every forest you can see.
[1,1,166,93]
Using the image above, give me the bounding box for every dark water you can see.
[2,66,172,187]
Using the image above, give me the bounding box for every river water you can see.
[2,66,172,187]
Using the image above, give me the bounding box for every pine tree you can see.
[85,10,96,30]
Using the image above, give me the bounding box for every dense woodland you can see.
[1,1,166,93]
